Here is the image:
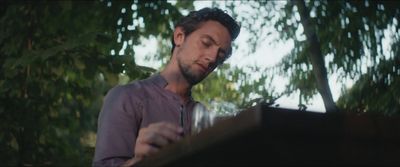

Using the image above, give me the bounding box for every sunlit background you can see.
[136,1,397,112]
[1,0,399,166]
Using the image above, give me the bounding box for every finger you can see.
[150,122,183,134]
[137,128,172,147]
[150,122,183,142]
[137,122,183,148]
[164,122,184,134]
[135,142,160,157]
[156,128,182,142]
[146,131,171,147]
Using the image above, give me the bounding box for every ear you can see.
[173,27,185,47]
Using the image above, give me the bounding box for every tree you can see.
[337,40,400,116]
[144,1,278,114]
[0,0,192,165]
[223,0,399,114]
[293,0,337,112]
[192,64,278,114]
[275,0,399,114]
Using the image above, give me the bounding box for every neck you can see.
[160,63,192,103]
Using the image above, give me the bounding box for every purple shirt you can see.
[93,74,196,166]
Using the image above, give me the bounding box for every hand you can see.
[132,122,183,163]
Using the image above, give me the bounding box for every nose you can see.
[204,48,219,65]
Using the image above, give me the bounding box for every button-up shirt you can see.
[93,74,196,166]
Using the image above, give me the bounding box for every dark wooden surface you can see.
[135,103,400,166]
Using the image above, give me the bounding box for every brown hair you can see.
[171,7,241,59]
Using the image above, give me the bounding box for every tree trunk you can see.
[294,0,338,112]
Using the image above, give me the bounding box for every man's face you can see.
[174,20,232,85]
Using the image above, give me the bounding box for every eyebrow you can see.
[201,34,229,55]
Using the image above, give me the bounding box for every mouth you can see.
[195,63,208,72]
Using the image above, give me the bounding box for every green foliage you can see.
[225,0,400,114]
[195,1,279,112]
[193,64,277,113]
[0,0,191,165]
[274,0,399,107]
[337,42,400,116]
[4,0,398,165]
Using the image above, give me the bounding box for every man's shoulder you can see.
[107,76,156,97]
[110,78,148,92]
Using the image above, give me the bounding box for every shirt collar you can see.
[149,73,168,88]
[149,73,195,103]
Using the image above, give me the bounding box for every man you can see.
[93,7,240,166]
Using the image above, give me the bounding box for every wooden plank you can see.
[135,103,400,166]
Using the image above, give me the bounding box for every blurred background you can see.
[0,0,399,166]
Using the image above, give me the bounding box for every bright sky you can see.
[134,1,361,113]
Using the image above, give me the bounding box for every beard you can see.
[178,59,207,85]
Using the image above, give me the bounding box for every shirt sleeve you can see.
[92,85,142,167]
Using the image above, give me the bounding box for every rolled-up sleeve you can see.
[93,85,141,167]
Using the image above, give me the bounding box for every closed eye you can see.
[200,35,230,65]
[201,40,212,48]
